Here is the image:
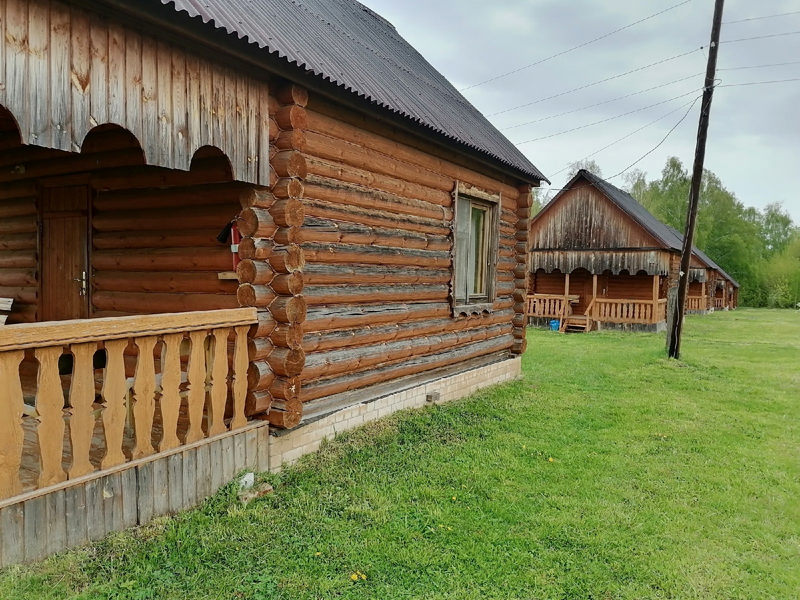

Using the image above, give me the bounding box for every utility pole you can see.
[668,0,725,359]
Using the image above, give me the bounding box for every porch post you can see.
[701,280,707,310]
[592,274,597,319]
[652,275,659,323]
[563,273,570,317]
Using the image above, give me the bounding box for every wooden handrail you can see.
[0,308,257,352]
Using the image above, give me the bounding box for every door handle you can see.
[73,271,88,297]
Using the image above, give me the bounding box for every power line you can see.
[514,89,702,145]
[459,0,695,92]
[719,60,800,71]
[500,73,703,131]
[721,30,800,44]
[546,98,701,179]
[487,48,702,117]
[723,10,800,24]
[719,78,800,88]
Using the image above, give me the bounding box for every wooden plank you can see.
[70,7,91,151]
[182,449,196,510]
[107,21,126,127]
[207,328,230,437]
[221,436,235,487]
[100,339,128,469]
[185,54,201,162]
[124,29,143,140]
[0,350,25,499]
[35,346,67,488]
[0,308,257,351]
[121,467,138,528]
[64,485,88,550]
[50,2,71,151]
[136,461,154,526]
[244,428,258,471]
[152,456,169,518]
[0,504,25,568]
[132,336,157,459]
[140,32,158,164]
[167,453,183,515]
[84,478,105,542]
[209,439,223,496]
[68,343,96,478]
[233,432,246,474]
[231,325,249,430]
[89,15,109,128]
[185,330,207,444]
[195,441,211,501]
[158,333,183,452]
[156,39,173,168]
[23,496,47,563]
[5,0,29,140]
[45,490,66,557]
[171,47,188,169]
[257,425,270,473]
[102,472,123,535]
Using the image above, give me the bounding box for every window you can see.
[452,184,500,314]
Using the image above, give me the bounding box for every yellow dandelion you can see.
[315,552,321,557]
[548,457,554,462]
[361,574,367,580]
[350,574,359,581]
[452,496,457,501]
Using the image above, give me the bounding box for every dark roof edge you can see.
[79,0,547,186]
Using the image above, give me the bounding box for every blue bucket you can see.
[549,319,560,332]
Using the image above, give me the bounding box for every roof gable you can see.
[157,0,547,183]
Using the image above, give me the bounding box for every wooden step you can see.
[561,316,591,333]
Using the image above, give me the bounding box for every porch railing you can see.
[526,294,573,319]
[686,296,707,312]
[714,297,724,309]
[0,308,257,501]
[591,298,667,324]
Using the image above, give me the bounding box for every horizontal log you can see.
[262,405,301,429]
[0,286,36,304]
[272,178,304,200]
[250,310,277,338]
[305,110,520,200]
[301,217,450,251]
[305,176,450,222]
[270,377,301,401]
[0,180,36,201]
[270,198,305,228]
[275,84,309,108]
[268,347,306,377]
[512,314,526,328]
[273,150,308,179]
[270,323,304,349]
[270,295,307,324]
[304,301,450,333]
[91,291,240,313]
[93,247,232,271]
[302,243,450,269]
[270,272,304,296]
[276,130,307,152]
[92,204,235,232]
[91,162,233,192]
[246,390,273,417]
[238,207,277,239]
[303,284,448,305]
[237,259,275,285]
[237,237,274,260]
[302,310,513,353]
[275,105,308,131]
[273,227,302,246]
[0,249,37,268]
[303,263,450,286]
[269,118,280,144]
[247,360,276,391]
[248,337,275,362]
[514,264,528,279]
[305,155,451,207]
[512,339,527,355]
[512,327,526,340]
[239,188,275,210]
[92,271,237,294]
[93,183,245,212]
[92,229,223,250]
[0,198,36,219]
[0,215,36,236]
[304,198,449,236]
[237,284,276,308]
[0,268,36,287]
[0,148,144,186]
[269,245,305,273]
[299,334,515,403]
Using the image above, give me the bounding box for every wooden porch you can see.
[0,309,256,502]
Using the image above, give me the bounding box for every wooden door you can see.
[40,186,90,321]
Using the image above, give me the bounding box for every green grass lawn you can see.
[2,309,799,599]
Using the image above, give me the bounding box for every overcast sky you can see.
[358,0,800,221]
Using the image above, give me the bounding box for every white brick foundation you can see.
[268,356,522,472]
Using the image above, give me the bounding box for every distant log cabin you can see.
[528,170,739,332]
[0,0,548,565]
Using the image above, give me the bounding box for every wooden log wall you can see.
[0,124,239,323]
[530,270,567,295]
[0,0,271,184]
[236,84,310,429]
[293,100,525,408]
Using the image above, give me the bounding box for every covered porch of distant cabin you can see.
[527,267,668,332]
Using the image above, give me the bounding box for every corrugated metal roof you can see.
[156,0,548,183]
[538,170,739,286]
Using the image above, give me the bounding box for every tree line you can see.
[533,158,800,308]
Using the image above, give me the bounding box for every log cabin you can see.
[0,0,547,565]
[527,170,739,332]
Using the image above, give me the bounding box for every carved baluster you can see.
[230,325,249,430]
[0,350,25,499]
[158,333,182,452]
[131,336,158,459]
[67,343,96,479]
[35,347,67,488]
[207,328,230,437]
[184,330,208,444]
[100,339,128,469]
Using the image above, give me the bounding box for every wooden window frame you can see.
[450,181,500,316]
